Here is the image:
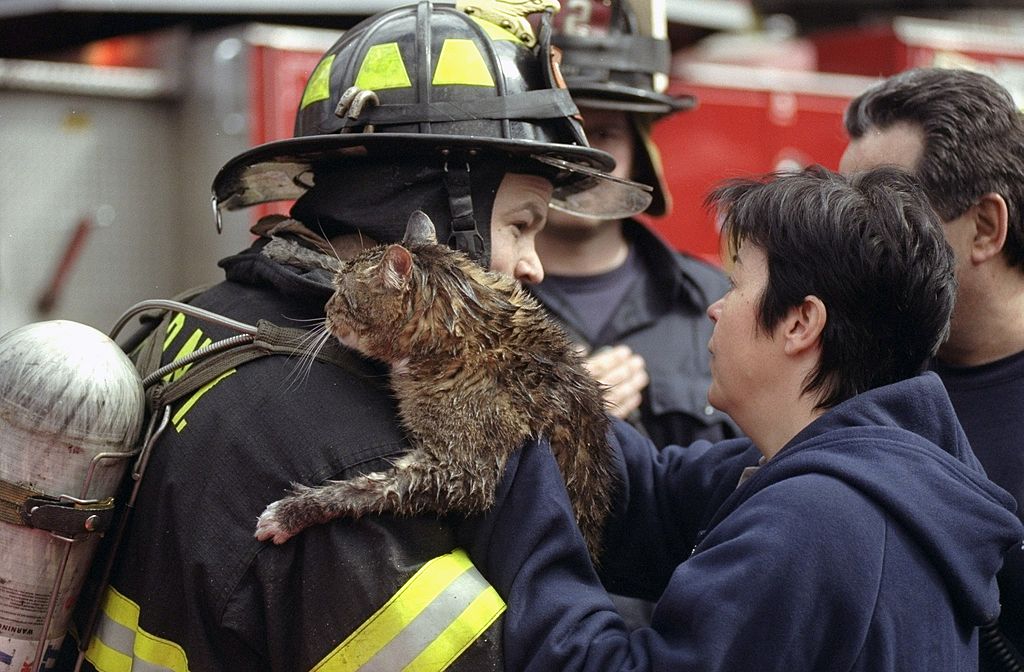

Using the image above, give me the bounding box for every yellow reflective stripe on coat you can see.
[314,548,505,672]
[84,586,190,672]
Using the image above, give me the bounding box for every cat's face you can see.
[326,210,448,361]
[325,243,418,361]
[324,210,527,364]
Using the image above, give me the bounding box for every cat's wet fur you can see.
[255,211,615,562]
[256,211,614,561]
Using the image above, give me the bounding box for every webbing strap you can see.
[443,161,485,263]
[149,319,384,411]
[313,548,505,672]
[337,88,578,126]
[84,585,190,672]
[555,33,669,74]
[0,479,39,526]
[0,479,115,535]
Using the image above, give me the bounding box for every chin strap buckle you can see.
[443,158,487,264]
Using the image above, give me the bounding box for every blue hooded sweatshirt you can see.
[467,373,1024,671]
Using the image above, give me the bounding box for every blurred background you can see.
[1,0,1022,333]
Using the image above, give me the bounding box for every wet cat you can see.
[254,210,615,562]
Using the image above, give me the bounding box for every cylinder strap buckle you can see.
[0,479,115,537]
[20,495,116,537]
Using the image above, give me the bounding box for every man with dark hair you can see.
[840,67,1024,666]
[461,166,1023,671]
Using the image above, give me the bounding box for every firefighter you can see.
[61,2,649,670]
[532,0,740,449]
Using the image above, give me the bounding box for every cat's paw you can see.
[254,500,295,545]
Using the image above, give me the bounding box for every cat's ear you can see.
[381,244,414,289]
[402,210,438,247]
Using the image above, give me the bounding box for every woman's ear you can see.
[783,295,826,356]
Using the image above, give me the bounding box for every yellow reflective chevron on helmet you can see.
[354,43,412,90]
[433,39,495,87]
[301,55,335,109]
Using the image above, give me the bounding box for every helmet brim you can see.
[212,132,652,220]
[569,83,697,117]
[212,132,621,212]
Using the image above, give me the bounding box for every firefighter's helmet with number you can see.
[212,0,652,261]
[551,0,693,216]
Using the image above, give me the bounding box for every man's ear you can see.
[783,295,826,356]
[970,192,1009,264]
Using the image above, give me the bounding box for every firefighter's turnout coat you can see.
[69,234,505,671]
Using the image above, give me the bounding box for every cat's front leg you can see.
[254,451,506,544]
[255,498,301,545]
[255,470,407,544]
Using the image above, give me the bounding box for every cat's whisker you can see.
[330,235,343,265]
[313,216,345,265]
[284,324,334,391]
[288,322,330,351]
[313,217,329,241]
[292,329,332,390]
[280,315,330,325]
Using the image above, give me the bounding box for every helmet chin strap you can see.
[443,155,487,265]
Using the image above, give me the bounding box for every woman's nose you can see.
[707,298,723,323]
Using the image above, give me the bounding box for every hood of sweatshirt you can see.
[713,372,1022,626]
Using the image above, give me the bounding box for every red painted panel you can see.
[643,79,853,265]
[248,45,323,223]
[813,19,1024,78]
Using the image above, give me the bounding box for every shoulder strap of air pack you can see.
[127,288,378,413]
[141,317,374,412]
